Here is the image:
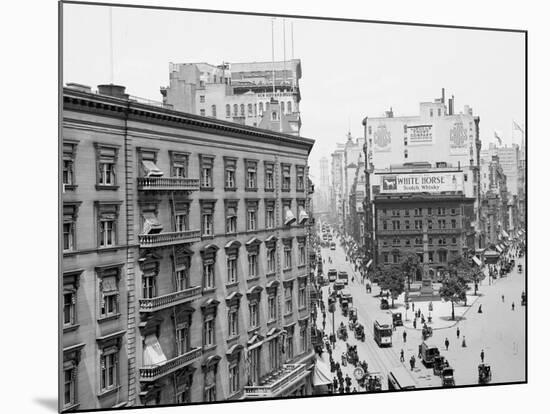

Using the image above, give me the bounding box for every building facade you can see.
[61,83,316,411]
[370,167,476,280]
[161,60,302,136]
[479,154,509,245]
[363,90,482,249]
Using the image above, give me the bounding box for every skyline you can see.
[63,4,526,182]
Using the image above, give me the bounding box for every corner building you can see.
[61,84,316,410]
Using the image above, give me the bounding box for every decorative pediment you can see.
[245,237,262,251]
[225,292,243,308]
[264,235,278,247]
[246,285,263,301]
[226,344,243,362]
[266,280,280,295]
[139,315,163,337]
[247,333,264,346]
[201,298,220,317]
[201,355,221,372]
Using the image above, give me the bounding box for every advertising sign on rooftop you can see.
[380,172,463,194]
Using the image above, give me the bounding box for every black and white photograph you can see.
[59,1,527,412]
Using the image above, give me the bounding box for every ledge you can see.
[61,403,80,412]
[200,187,214,192]
[202,288,217,295]
[95,184,120,191]
[225,282,239,289]
[97,313,121,324]
[63,324,80,333]
[246,276,260,283]
[97,385,121,399]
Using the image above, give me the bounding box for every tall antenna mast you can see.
[109,7,114,84]
[283,19,287,86]
[271,18,275,95]
[291,21,294,60]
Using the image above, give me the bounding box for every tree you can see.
[439,275,470,320]
[448,256,485,296]
[400,253,421,290]
[377,266,406,308]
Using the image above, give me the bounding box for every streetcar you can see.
[388,366,416,390]
[373,320,393,347]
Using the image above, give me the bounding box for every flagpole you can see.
[109,7,114,84]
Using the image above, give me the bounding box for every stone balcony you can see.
[137,177,200,191]
[427,228,462,234]
[138,230,201,248]
[377,229,420,235]
[244,364,309,399]
[139,286,202,313]
[139,347,202,382]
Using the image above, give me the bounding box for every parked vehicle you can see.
[334,280,346,293]
[392,312,403,327]
[419,341,440,367]
[433,355,449,376]
[478,364,492,384]
[330,241,336,250]
[339,289,353,304]
[327,269,338,282]
[349,307,358,323]
[441,367,455,387]
[355,324,365,342]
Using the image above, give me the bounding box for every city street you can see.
[315,236,526,391]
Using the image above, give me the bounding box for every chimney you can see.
[97,84,129,99]
[448,96,454,115]
[441,88,445,105]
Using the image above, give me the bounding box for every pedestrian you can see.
[352,387,358,393]
[322,320,326,330]
[403,331,407,343]
[345,374,352,387]
[478,304,483,313]
[410,355,416,370]
[445,337,450,351]
[512,302,515,311]
[413,319,417,329]
[333,377,338,390]
[400,349,405,362]
[456,326,461,339]
[352,276,355,283]
[339,385,345,394]
[412,302,415,312]
[502,294,505,302]
[462,336,467,348]
[480,349,485,363]
[345,385,351,394]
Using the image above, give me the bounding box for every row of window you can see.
[198,100,294,119]
[380,218,460,231]
[379,207,459,217]
[381,249,450,264]
[63,142,307,193]
[381,236,458,247]
[63,198,308,252]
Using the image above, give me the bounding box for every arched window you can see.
[233,104,238,116]
[211,105,217,117]
[259,102,264,114]
[247,104,253,116]
[240,104,245,116]
[287,101,292,113]
[271,111,277,121]
[226,104,231,117]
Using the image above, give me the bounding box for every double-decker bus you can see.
[387,366,416,390]
[373,320,393,347]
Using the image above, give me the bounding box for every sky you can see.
[63,3,525,182]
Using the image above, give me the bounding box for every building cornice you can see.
[63,88,314,153]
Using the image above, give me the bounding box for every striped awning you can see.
[472,256,482,266]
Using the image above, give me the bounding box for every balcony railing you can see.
[137,177,200,191]
[244,364,308,398]
[139,348,202,382]
[377,229,420,235]
[138,230,201,248]
[139,286,202,313]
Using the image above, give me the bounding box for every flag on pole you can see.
[513,121,524,133]
[494,130,502,146]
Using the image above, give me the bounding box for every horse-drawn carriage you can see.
[433,355,450,376]
[349,307,358,324]
[341,299,350,317]
[380,298,389,310]
[346,343,359,366]
[422,324,433,340]
[478,363,492,384]
[355,324,365,342]
[441,367,455,387]
[392,312,403,327]
[337,323,348,341]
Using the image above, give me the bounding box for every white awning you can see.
[143,335,167,366]
[366,259,373,268]
[472,256,482,266]
[142,160,164,177]
[312,358,332,386]
[495,245,503,253]
[501,229,509,238]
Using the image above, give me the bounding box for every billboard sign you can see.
[407,124,433,145]
[380,172,463,194]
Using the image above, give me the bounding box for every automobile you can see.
[330,241,336,250]
[327,269,338,282]
[441,367,455,387]
[334,280,346,293]
[392,312,403,327]
[339,288,353,304]
[338,271,349,285]
[380,298,389,310]
[478,364,492,384]
[419,341,440,367]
